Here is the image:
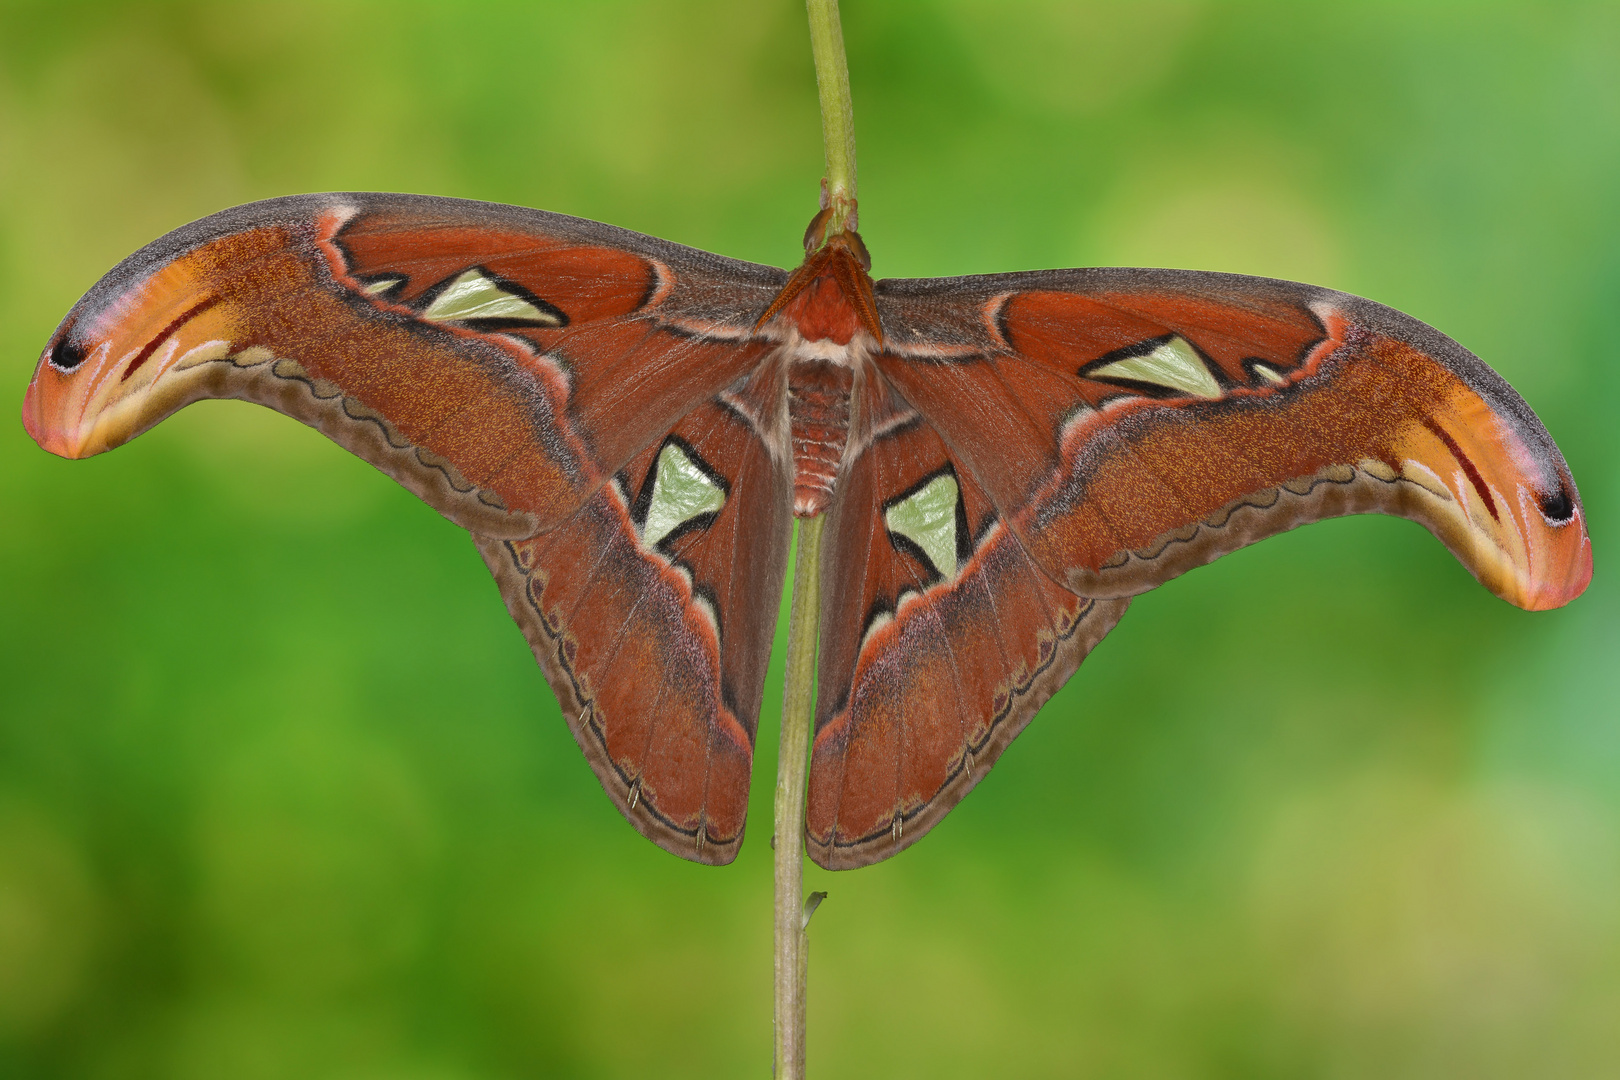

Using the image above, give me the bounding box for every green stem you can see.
[806,0,858,230]
[774,5,855,1075]
[773,514,824,1080]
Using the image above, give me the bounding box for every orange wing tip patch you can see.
[1388,405,1591,611]
[22,228,309,458]
[26,318,245,459]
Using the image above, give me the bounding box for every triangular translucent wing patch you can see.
[643,441,727,549]
[1090,335,1221,398]
[1251,362,1287,385]
[884,472,959,579]
[362,275,406,296]
[421,268,563,327]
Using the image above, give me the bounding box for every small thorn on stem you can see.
[802,891,828,931]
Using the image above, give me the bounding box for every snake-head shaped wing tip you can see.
[23,195,360,462]
[1345,316,1594,614]
[1455,468,1591,612]
[23,304,197,461]
[24,296,228,461]
[1486,471,1592,611]
[20,344,72,457]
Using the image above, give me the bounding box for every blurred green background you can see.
[2,1,1616,1076]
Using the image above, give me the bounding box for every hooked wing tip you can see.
[23,236,245,462]
[21,337,89,459]
[1515,507,1592,611]
[1417,447,1592,613]
[1549,544,1593,610]
[22,321,148,460]
[1442,426,1593,613]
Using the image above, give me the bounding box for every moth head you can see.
[801,205,871,269]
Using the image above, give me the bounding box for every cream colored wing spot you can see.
[362,275,406,296]
[1090,335,1221,399]
[1251,362,1287,385]
[884,472,960,580]
[642,441,727,549]
[421,268,564,327]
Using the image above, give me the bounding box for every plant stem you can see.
[774,514,825,1079]
[775,5,855,1075]
[806,0,858,230]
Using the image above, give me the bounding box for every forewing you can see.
[806,418,1129,869]
[873,268,1591,612]
[478,399,792,864]
[23,193,785,536]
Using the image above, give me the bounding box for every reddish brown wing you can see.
[873,268,1590,611]
[806,267,1591,869]
[23,194,784,533]
[478,400,791,863]
[807,417,1128,868]
[21,193,793,864]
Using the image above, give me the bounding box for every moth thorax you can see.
[788,359,853,517]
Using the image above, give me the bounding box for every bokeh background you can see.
[2,1,1617,1076]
